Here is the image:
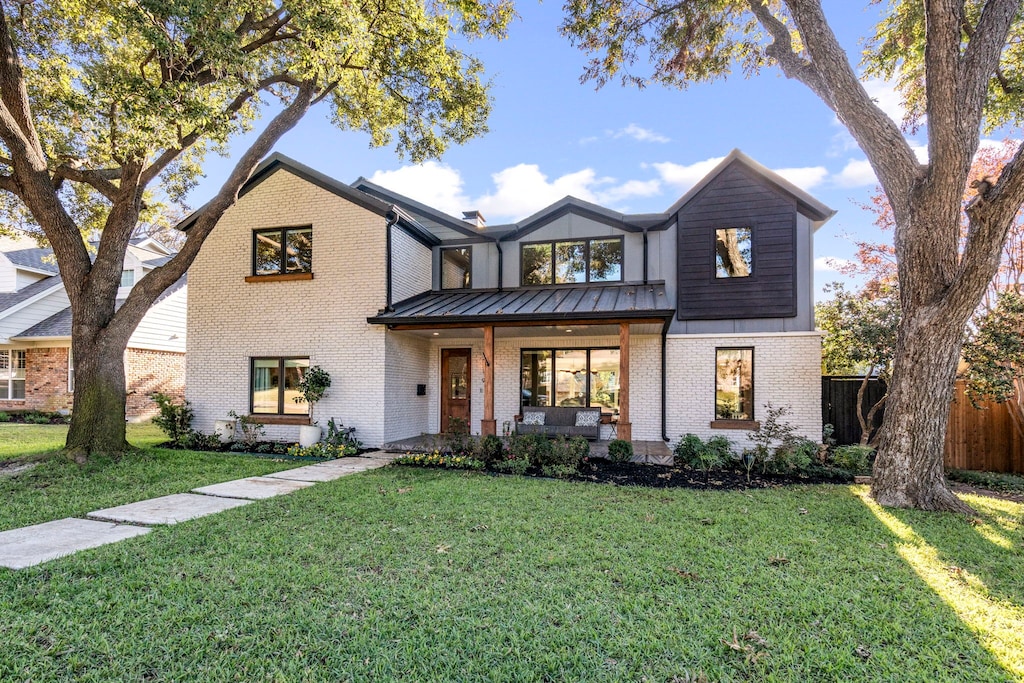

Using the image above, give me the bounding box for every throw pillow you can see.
[575,410,600,427]
[522,411,546,426]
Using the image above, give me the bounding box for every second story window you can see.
[253,226,312,276]
[441,247,471,289]
[521,237,623,286]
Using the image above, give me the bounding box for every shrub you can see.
[476,434,506,467]
[606,439,633,463]
[151,393,194,447]
[0,411,9,422]
[831,445,875,473]
[537,436,588,478]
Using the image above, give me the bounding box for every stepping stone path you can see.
[0,453,395,570]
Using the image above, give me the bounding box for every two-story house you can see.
[184,150,833,448]
[0,232,187,419]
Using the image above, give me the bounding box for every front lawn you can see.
[0,469,1019,681]
[0,422,303,532]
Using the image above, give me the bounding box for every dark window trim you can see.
[249,356,310,416]
[519,236,624,287]
[439,246,473,290]
[714,346,755,422]
[251,225,313,277]
[519,346,620,412]
[711,224,756,283]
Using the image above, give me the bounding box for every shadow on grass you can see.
[856,488,1024,679]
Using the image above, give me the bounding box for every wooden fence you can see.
[823,376,1024,474]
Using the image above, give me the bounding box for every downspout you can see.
[385,210,399,311]
[661,317,670,443]
[642,228,649,284]
[494,237,504,292]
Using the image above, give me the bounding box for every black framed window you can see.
[253,226,313,276]
[521,237,623,285]
[521,347,620,412]
[440,247,472,289]
[250,357,310,415]
[715,348,754,420]
[715,227,752,278]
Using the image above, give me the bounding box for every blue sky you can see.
[186,2,971,299]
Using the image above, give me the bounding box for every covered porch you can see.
[368,282,674,445]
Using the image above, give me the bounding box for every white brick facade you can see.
[665,332,822,449]
[186,169,392,445]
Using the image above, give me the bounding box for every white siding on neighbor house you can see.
[15,270,47,291]
[390,226,431,303]
[384,333,431,441]
[128,285,187,353]
[423,332,662,441]
[0,287,69,341]
[664,332,822,449]
[186,168,391,446]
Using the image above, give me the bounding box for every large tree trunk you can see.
[64,327,133,462]
[871,305,974,513]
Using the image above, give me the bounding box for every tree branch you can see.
[112,81,319,340]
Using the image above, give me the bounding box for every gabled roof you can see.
[4,247,59,274]
[665,149,836,223]
[176,153,393,231]
[12,275,187,340]
[368,281,674,326]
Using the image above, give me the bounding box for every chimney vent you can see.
[463,210,486,229]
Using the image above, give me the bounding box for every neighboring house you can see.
[0,233,187,419]
[184,150,833,448]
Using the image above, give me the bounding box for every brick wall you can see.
[126,347,185,420]
[186,168,390,446]
[665,332,822,449]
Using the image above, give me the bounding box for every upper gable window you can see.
[715,227,752,278]
[441,247,471,289]
[253,226,312,276]
[521,237,623,286]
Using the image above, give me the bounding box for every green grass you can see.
[0,469,1020,682]
[0,423,302,532]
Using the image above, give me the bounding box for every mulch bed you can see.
[568,459,853,490]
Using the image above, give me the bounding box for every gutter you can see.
[384,210,399,311]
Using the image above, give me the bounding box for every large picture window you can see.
[521,237,623,285]
[715,348,753,420]
[440,247,472,289]
[521,348,620,412]
[253,226,313,276]
[250,357,310,415]
[0,349,26,400]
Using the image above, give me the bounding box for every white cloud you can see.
[651,156,725,191]
[368,161,469,216]
[834,158,877,188]
[815,256,851,272]
[369,162,663,222]
[774,166,828,190]
[612,123,671,144]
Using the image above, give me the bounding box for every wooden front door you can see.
[441,348,471,433]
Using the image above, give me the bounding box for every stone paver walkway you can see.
[0,452,395,570]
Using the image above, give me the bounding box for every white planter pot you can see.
[298,424,322,447]
[214,419,235,443]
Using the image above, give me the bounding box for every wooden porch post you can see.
[618,322,631,442]
[482,325,496,436]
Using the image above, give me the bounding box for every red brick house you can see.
[0,232,186,420]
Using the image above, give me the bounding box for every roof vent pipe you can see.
[463,210,486,229]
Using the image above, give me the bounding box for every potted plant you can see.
[295,365,331,446]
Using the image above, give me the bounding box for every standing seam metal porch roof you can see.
[367,282,674,326]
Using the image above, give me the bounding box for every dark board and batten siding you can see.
[676,161,797,320]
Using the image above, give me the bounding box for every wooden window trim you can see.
[250,356,310,417]
[714,346,755,422]
[244,272,314,283]
[252,225,313,277]
[519,236,624,287]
